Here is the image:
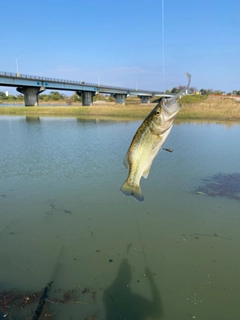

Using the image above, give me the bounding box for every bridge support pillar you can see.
[77,91,95,106]
[113,94,127,104]
[140,96,151,103]
[17,86,45,106]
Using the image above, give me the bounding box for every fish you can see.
[120,73,191,201]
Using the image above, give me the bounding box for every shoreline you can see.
[1,96,240,121]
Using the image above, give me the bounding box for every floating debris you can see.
[45,199,73,218]
[0,287,49,319]
[190,233,232,240]
[82,287,90,294]
[195,173,240,201]
[0,286,93,320]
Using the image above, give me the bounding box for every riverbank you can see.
[178,95,240,121]
[0,96,240,121]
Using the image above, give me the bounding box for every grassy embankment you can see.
[0,95,240,121]
[177,95,240,121]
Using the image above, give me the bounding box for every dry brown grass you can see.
[0,105,153,118]
[179,96,240,121]
[1,96,240,121]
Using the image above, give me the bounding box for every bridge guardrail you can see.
[0,70,164,95]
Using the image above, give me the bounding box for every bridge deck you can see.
[0,71,166,97]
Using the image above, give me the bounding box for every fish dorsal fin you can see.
[123,153,129,168]
[142,162,153,179]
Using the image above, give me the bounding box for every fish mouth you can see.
[161,98,181,118]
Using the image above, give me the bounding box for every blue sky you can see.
[1,0,240,94]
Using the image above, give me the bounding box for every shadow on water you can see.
[103,258,163,320]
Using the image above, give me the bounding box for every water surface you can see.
[0,116,240,319]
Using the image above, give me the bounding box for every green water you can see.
[0,116,240,319]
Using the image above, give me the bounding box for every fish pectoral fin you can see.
[120,181,144,202]
[123,153,129,168]
[142,163,152,179]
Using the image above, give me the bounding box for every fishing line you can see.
[162,0,165,88]
[134,209,149,268]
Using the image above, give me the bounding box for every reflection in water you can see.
[103,259,163,320]
[25,116,40,122]
[174,119,240,127]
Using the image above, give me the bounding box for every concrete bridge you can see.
[0,71,171,106]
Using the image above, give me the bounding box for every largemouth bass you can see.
[120,73,191,201]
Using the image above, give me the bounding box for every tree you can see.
[171,87,180,94]
[49,91,64,101]
[232,90,240,96]
[188,87,197,94]
[7,94,16,100]
[0,92,7,99]
[200,89,213,95]
[39,94,50,101]
[200,89,207,95]
[171,86,187,94]
[70,93,82,103]
[16,94,24,101]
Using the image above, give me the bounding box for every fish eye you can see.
[156,110,160,115]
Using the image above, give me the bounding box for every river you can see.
[0,115,240,319]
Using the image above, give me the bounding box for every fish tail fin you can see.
[120,181,144,202]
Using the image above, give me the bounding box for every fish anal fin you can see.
[142,163,152,179]
[120,181,144,202]
[123,153,129,168]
